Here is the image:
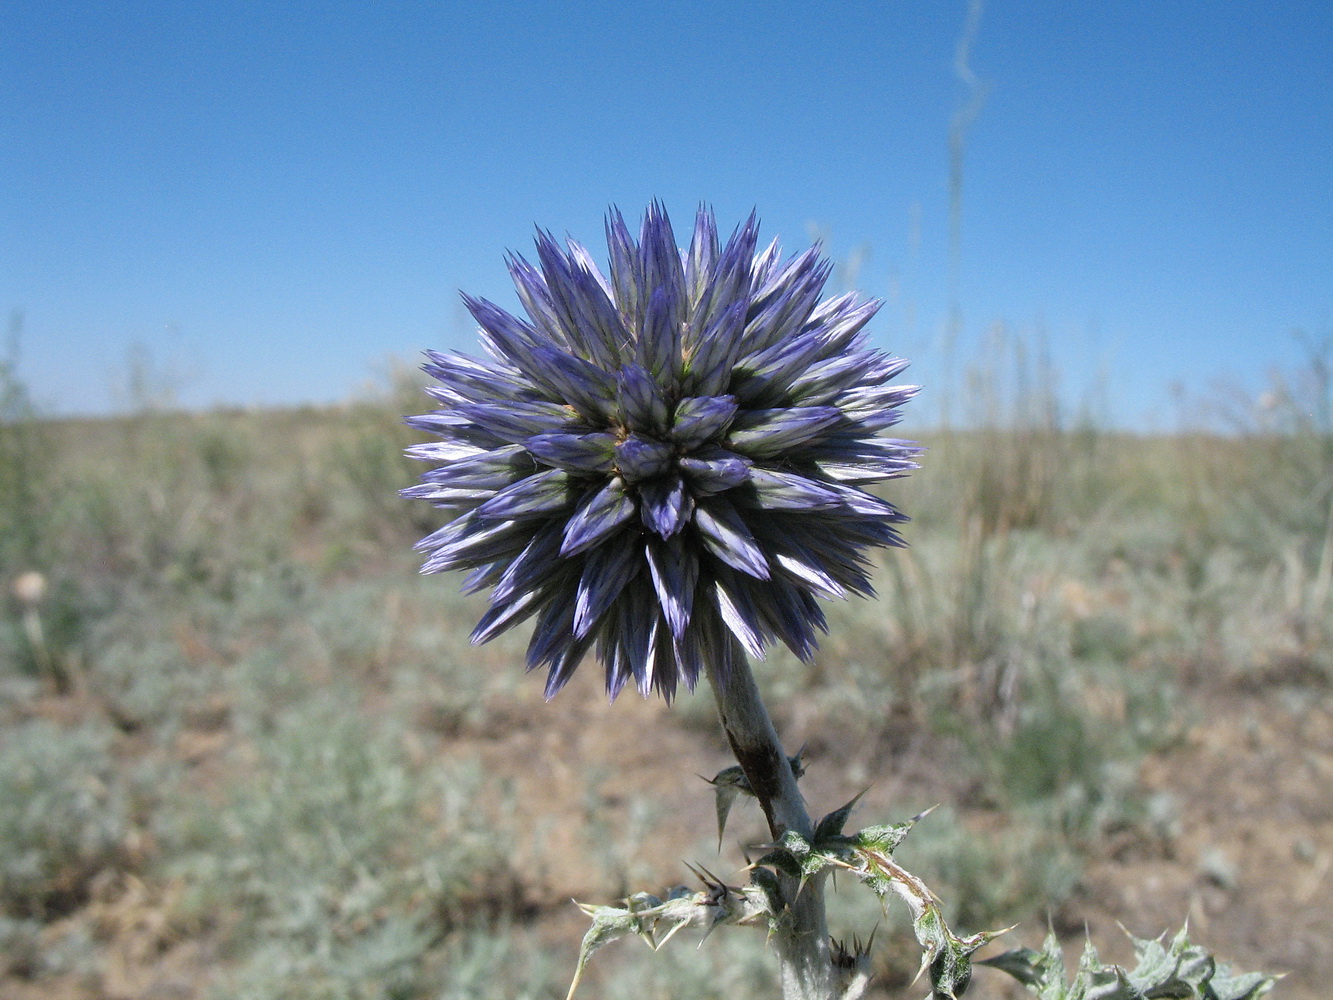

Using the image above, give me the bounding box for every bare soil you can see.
[7,666,1329,999]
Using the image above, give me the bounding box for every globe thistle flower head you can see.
[404,203,920,702]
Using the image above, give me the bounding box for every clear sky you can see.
[3,1,1330,427]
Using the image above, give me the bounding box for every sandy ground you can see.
[6,668,1329,999]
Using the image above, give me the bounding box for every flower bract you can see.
[404,203,920,701]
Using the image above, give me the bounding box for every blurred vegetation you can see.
[0,335,1328,997]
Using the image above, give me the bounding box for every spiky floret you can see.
[404,203,920,701]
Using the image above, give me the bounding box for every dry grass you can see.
[0,347,1329,998]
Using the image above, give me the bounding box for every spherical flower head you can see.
[404,203,920,702]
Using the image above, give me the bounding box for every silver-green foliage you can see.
[981,923,1278,1000]
[569,802,1008,1000]
[0,719,155,918]
[165,694,513,999]
[570,804,1280,1000]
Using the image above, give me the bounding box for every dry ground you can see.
[8,660,1327,1000]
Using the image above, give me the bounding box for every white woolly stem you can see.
[707,657,836,1000]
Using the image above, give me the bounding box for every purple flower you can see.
[404,204,920,701]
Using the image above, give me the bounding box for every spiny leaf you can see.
[832,809,1010,999]
[979,923,1280,1000]
[702,768,744,851]
[746,865,786,936]
[814,788,867,841]
[752,846,805,882]
[565,869,774,999]
[701,747,806,849]
[853,803,934,855]
[831,928,878,1000]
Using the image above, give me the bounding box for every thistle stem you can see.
[706,657,835,1000]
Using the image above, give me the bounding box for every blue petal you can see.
[728,406,843,458]
[542,635,597,700]
[710,574,768,659]
[532,229,613,364]
[573,538,642,639]
[565,239,630,368]
[405,410,509,451]
[524,432,616,473]
[462,292,581,405]
[685,205,719,302]
[421,517,532,573]
[683,301,747,398]
[506,251,568,349]
[687,211,756,343]
[646,631,679,701]
[609,576,657,695]
[617,363,670,433]
[758,574,826,662]
[491,521,567,603]
[730,329,829,405]
[398,484,492,508]
[735,468,843,510]
[806,436,924,483]
[680,601,735,687]
[678,447,752,496]
[461,561,506,595]
[404,439,487,464]
[461,293,548,364]
[805,293,883,354]
[638,475,692,537]
[602,639,632,702]
[670,395,737,448]
[422,349,541,404]
[743,246,830,354]
[638,285,683,382]
[605,207,643,334]
[416,443,535,489]
[633,614,665,698]
[836,384,921,426]
[470,588,544,644]
[670,628,704,692]
[454,400,581,441]
[639,201,687,335]
[819,482,905,519]
[474,469,576,520]
[615,434,674,482]
[645,535,699,640]
[789,351,902,405]
[747,517,857,598]
[528,344,616,420]
[773,552,845,599]
[561,478,636,556]
[749,236,783,292]
[524,586,577,671]
[693,496,769,579]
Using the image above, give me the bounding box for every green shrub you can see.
[164,693,519,998]
[0,719,159,920]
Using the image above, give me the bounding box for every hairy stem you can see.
[707,656,835,1000]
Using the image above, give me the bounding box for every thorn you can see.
[654,918,689,950]
[910,950,931,987]
[911,803,939,824]
[789,744,808,780]
[683,860,731,899]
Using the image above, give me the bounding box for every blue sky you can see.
[2,1,1330,427]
